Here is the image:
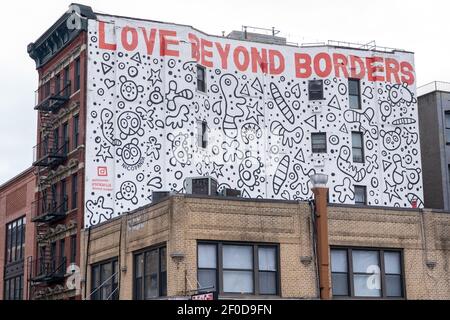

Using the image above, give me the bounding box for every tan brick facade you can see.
[81,195,450,300]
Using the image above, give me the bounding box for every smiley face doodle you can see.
[119,75,144,102]
[116,138,144,170]
[118,111,144,140]
[381,128,402,151]
[116,181,138,204]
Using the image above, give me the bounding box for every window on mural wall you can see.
[197,120,208,149]
[352,132,364,163]
[308,80,323,100]
[354,185,366,205]
[197,65,206,92]
[331,248,404,298]
[445,112,450,143]
[311,133,327,153]
[348,79,361,109]
[197,242,279,296]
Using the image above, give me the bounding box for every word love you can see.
[98,21,414,85]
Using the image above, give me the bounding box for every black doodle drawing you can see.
[270,82,295,125]
[148,69,162,85]
[334,177,355,203]
[237,156,263,191]
[246,101,263,123]
[386,83,417,106]
[383,160,392,172]
[406,193,424,207]
[240,84,250,96]
[116,138,144,171]
[117,111,145,140]
[222,140,244,162]
[392,154,421,189]
[273,155,290,195]
[291,83,301,99]
[362,86,373,99]
[339,123,348,134]
[295,148,305,163]
[131,52,142,64]
[101,62,113,75]
[379,100,392,121]
[211,162,224,178]
[251,78,263,94]
[148,87,164,106]
[304,115,317,130]
[337,146,366,182]
[270,121,304,148]
[166,80,194,111]
[166,105,189,129]
[145,136,161,160]
[136,106,155,130]
[100,109,121,146]
[220,74,246,138]
[290,163,315,195]
[119,76,144,102]
[384,180,401,202]
[241,123,262,144]
[402,127,418,145]
[116,181,138,204]
[343,108,378,139]
[328,95,341,110]
[96,144,113,162]
[86,196,114,227]
[392,117,416,125]
[168,133,191,166]
[104,79,115,89]
[147,176,163,189]
[365,154,379,174]
[381,128,402,151]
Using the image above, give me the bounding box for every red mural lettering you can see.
[159,29,179,57]
[141,27,157,55]
[269,50,285,75]
[313,53,332,78]
[333,53,349,78]
[215,42,231,69]
[294,53,312,78]
[385,58,400,84]
[99,21,117,51]
[400,61,415,85]
[233,46,250,72]
[121,26,138,51]
[366,56,385,82]
[350,55,365,79]
[251,47,268,73]
[188,33,200,62]
[201,38,214,68]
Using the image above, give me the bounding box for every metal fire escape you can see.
[29,79,71,299]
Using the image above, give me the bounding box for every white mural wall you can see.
[85,15,423,228]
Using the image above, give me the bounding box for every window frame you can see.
[354,185,367,205]
[348,78,361,110]
[308,79,324,101]
[351,131,365,163]
[445,111,450,144]
[196,64,207,93]
[5,217,26,264]
[90,257,119,300]
[197,241,281,297]
[71,173,78,210]
[3,275,23,300]
[73,114,79,149]
[133,244,167,300]
[311,132,327,153]
[330,246,406,300]
[64,66,71,97]
[74,58,81,92]
[70,234,77,264]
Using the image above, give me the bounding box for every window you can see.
[331,248,404,298]
[311,133,327,153]
[5,217,26,264]
[91,259,119,300]
[197,121,208,149]
[55,73,61,95]
[308,80,323,100]
[61,179,67,213]
[445,112,450,144]
[354,186,366,205]
[197,242,279,296]
[51,241,57,271]
[4,275,24,300]
[60,239,66,271]
[44,81,51,98]
[70,234,77,263]
[53,127,59,152]
[73,115,79,149]
[134,245,167,299]
[62,122,69,154]
[352,132,364,163]
[64,66,71,97]
[197,65,206,92]
[72,174,78,210]
[75,58,81,91]
[348,79,361,109]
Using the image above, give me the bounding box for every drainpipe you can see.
[310,174,331,300]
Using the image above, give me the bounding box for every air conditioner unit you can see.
[152,191,172,203]
[220,188,241,197]
[185,176,218,196]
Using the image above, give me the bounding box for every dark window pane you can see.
[259,272,276,295]
[446,113,450,129]
[312,133,327,153]
[353,274,381,297]
[308,80,323,100]
[349,79,360,95]
[352,250,379,273]
[352,132,363,148]
[355,186,366,205]
[386,274,402,297]
[446,129,450,143]
[198,244,217,269]
[349,95,360,109]
[332,273,349,296]
[144,250,158,299]
[198,269,216,292]
[223,245,253,269]
[384,251,401,274]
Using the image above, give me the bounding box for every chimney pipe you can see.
[310,174,331,300]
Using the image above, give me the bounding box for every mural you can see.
[84,16,423,227]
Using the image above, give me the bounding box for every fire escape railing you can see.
[28,256,67,284]
[31,194,68,223]
[33,138,69,168]
[34,81,71,112]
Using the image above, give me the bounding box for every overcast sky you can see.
[0,0,449,185]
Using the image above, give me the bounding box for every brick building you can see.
[0,168,35,300]
[81,192,450,300]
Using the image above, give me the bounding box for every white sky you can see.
[0,0,449,184]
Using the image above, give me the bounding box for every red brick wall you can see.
[0,168,35,300]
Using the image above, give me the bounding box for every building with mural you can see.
[25,4,425,299]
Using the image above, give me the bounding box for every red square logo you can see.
[97,166,108,177]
